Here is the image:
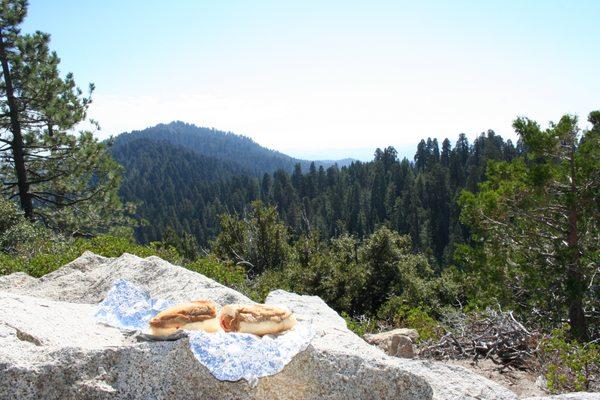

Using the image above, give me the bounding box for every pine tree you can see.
[0,0,127,233]
[212,201,290,275]
[370,160,386,224]
[414,139,428,171]
[441,138,451,167]
[260,173,272,201]
[460,112,599,340]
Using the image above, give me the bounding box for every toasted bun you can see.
[149,300,219,336]
[219,304,297,336]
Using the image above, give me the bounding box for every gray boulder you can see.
[5,251,251,305]
[393,335,416,358]
[365,328,420,343]
[364,328,419,358]
[0,252,518,400]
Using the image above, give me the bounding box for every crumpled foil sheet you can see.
[95,279,174,330]
[95,279,315,384]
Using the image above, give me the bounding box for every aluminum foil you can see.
[95,279,315,384]
[95,279,174,330]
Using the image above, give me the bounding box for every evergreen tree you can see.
[370,161,386,224]
[460,112,599,340]
[212,201,290,275]
[414,139,427,171]
[0,0,126,233]
[260,172,271,201]
[441,138,451,167]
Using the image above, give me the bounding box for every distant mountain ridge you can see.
[108,121,357,243]
[110,137,259,243]
[111,121,356,176]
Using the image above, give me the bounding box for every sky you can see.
[22,0,600,161]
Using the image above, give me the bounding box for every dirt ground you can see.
[444,358,548,398]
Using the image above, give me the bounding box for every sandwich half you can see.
[219,304,296,336]
[149,300,219,336]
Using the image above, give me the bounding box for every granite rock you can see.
[365,328,420,343]
[364,328,419,358]
[522,394,600,400]
[5,251,251,306]
[393,335,416,358]
[0,252,519,400]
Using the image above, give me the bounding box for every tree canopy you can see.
[0,0,127,234]
[459,112,599,340]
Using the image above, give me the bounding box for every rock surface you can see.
[365,328,420,343]
[522,394,600,400]
[3,251,251,305]
[394,335,416,358]
[364,328,419,358]
[0,252,519,399]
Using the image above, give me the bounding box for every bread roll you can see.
[219,304,296,336]
[149,300,219,336]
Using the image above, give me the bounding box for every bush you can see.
[212,201,291,275]
[341,312,378,336]
[403,307,445,342]
[0,198,55,257]
[539,325,599,393]
[186,257,247,291]
[250,264,301,302]
[377,297,443,342]
[0,235,183,277]
[0,227,258,301]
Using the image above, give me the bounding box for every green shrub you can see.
[539,325,599,393]
[212,201,291,275]
[0,253,23,276]
[403,307,444,341]
[250,265,301,302]
[377,295,406,323]
[1,235,187,278]
[185,257,247,290]
[0,198,58,258]
[378,298,443,342]
[0,241,71,277]
[0,231,257,300]
[341,312,378,336]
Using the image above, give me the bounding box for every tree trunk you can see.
[566,144,587,341]
[566,206,587,341]
[0,29,34,220]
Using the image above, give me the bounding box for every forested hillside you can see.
[112,127,519,266]
[110,138,259,244]
[257,131,519,265]
[112,121,353,176]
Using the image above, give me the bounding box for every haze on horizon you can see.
[22,0,599,161]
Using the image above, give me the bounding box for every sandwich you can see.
[149,300,220,336]
[219,304,297,336]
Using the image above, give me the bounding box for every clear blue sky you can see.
[22,0,599,160]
